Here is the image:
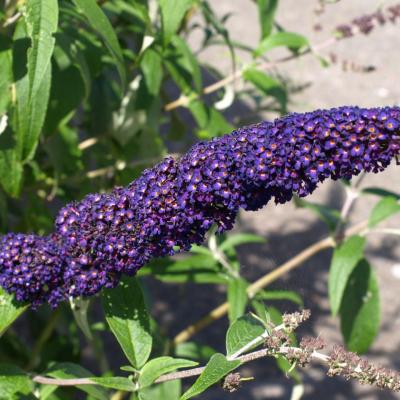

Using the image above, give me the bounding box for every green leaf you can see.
[0,364,33,398]
[294,197,341,232]
[189,245,213,256]
[256,289,303,306]
[368,196,400,228]
[226,314,266,356]
[139,380,181,400]
[148,254,227,284]
[139,357,198,389]
[141,48,163,96]
[0,47,12,116]
[25,0,58,98]
[172,36,202,92]
[227,278,248,323]
[257,0,279,39]
[340,260,380,353]
[164,36,202,93]
[72,0,126,88]
[362,187,400,200]
[159,0,194,44]
[70,297,92,340]
[219,233,266,253]
[243,68,287,111]
[102,277,152,369]
[250,299,271,323]
[188,99,233,139]
[12,0,58,162]
[46,363,108,400]
[0,149,23,197]
[328,235,366,316]
[175,342,217,362]
[180,354,241,400]
[55,31,92,100]
[254,31,309,57]
[39,384,58,400]
[89,377,136,392]
[13,17,53,163]
[0,287,28,337]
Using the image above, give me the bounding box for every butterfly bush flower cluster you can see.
[0,106,399,308]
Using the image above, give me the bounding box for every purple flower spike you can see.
[1,106,400,307]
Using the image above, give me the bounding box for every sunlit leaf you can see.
[328,235,366,316]
[226,314,265,356]
[219,233,266,253]
[0,364,33,398]
[340,259,380,353]
[227,278,248,323]
[13,0,58,162]
[102,277,152,369]
[254,31,309,57]
[180,354,240,400]
[257,0,279,39]
[159,0,194,44]
[368,196,400,228]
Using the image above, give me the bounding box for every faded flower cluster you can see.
[1,106,399,307]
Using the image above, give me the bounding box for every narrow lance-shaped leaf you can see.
[180,354,241,400]
[219,233,266,253]
[340,259,380,353]
[140,48,163,96]
[328,235,366,316]
[72,0,126,88]
[102,277,152,369]
[25,0,58,97]
[362,187,400,199]
[0,149,23,197]
[254,31,309,57]
[0,47,24,196]
[227,278,248,323]
[256,289,304,306]
[257,0,279,39]
[16,0,58,161]
[243,68,287,111]
[0,48,12,116]
[159,0,194,45]
[368,196,400,228]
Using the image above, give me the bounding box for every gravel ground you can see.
[148,1,400,399]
